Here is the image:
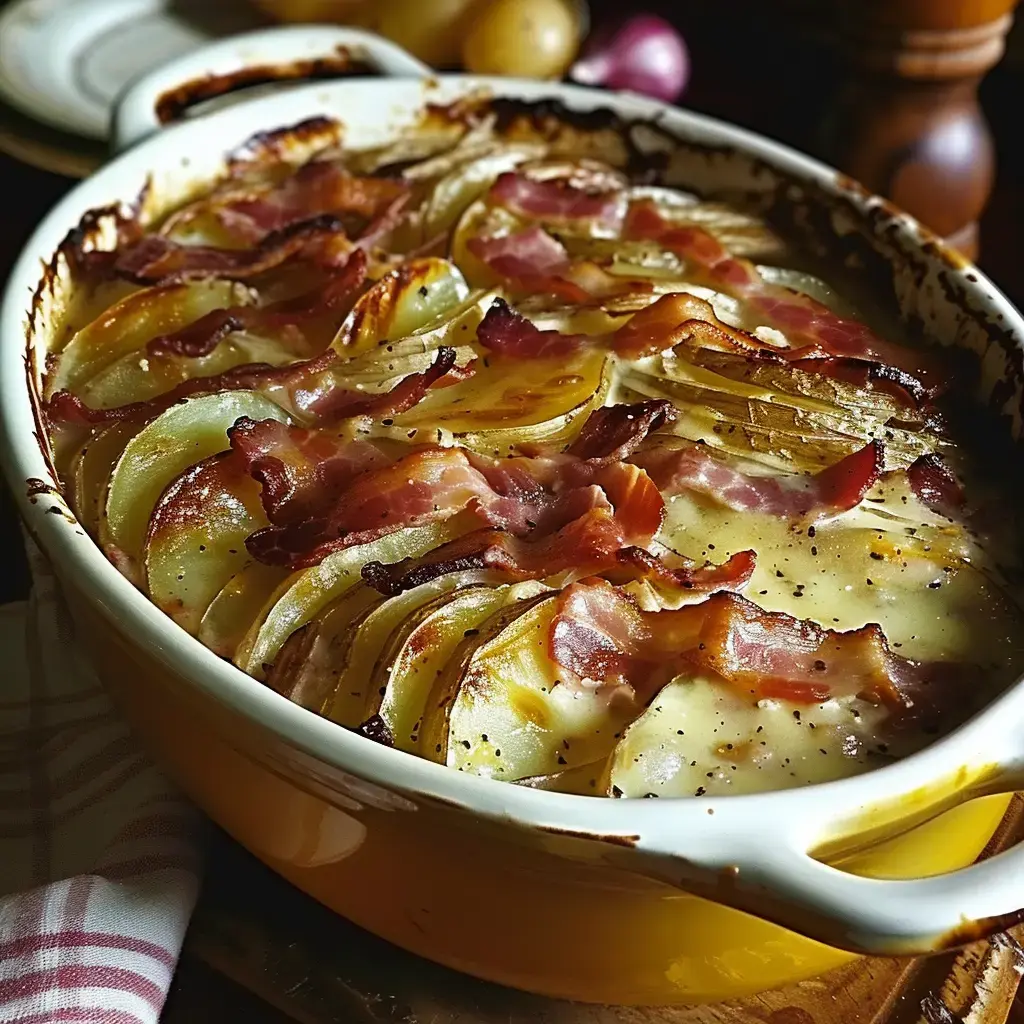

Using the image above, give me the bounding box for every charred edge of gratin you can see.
[25,191,149,493]
[226,115,345,174]
[154,47,378,126]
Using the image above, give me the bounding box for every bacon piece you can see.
[613,547,757,595]
[490,172,623,230]
[115,215,349,285]
[352,191,412,251]
[215,162,409,244]
[467,226,571,279]
[475,298,585,359]
[467,227,649,303]
[360,511,619,595]
[229,417,392,529]
[634,440,883,521]
[298,347,461,423]
[548,579,948,708]
[906,453,965,519]
[568,400,676,461]
[246,435,666,569]
[245,446,521,567]
[624,201,755,288]
[361,515,753,603]
[146,249,369,359]
[623,200,947,393]
[148,308,247,359]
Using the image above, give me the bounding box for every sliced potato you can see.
[264,581,388,712]
[67,421,141,534]
[336,288,498,387]
[421,144,546,239]
[235,511,481,679]
[605,674,906,798]
[144,453,269,634]
[323,569,501,727]
[198,562,290,658]
[100,391,288,574]
[332,258,469,354]
[77,331,292,410]
[396,348,610,453]
[421,595,641,781]
[373,580,547,754]
[47,280,256,398]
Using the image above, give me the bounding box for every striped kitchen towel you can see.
[0,543,201,1023]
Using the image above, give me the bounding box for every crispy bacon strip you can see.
[467,226,571,279]
[548,579,950,708]
[906,453,965,519]
[229,417,392,528]
[567,400,676,461]
[489,172,624,230]
[361,510,624,595]
[475,298,585,359]
[249,444,665,569]
[467,228,648,304]
[115,214,350,285]
[360,508,755,600]
[623,201,947,392]
[147,250,369,359]
[633,440,883,520]
[215,162,409,244]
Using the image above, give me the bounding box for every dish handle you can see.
[111,25,431,154]
[626,766,1024,955]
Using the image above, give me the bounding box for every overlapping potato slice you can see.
[235,510,482,679]
[332,258,469,355]
[100,391,288,575]
[264,580,389,712]
[395,347,611,453]
[67,421,141,534]
[512,760,608,795]
[336,288,497,389]
[311,571,512,729]
[47,280,256,398]
[198,563,290,659]
[144,453,269,634]
[370,579,549,754]
[78,331,293,410]
[604,674,906,798]
[420,595,641,780]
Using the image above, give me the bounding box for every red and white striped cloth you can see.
[0,543,201,1023]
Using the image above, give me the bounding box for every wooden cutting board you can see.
[163,795,1024,1023]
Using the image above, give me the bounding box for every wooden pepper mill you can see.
[820,0,1019,259]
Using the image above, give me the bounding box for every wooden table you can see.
[0,16,1023,1021]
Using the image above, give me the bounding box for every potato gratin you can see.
[42,109,1024,798]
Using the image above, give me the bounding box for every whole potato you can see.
[461,0,581,78]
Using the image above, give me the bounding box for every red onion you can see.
[569,14,690,104]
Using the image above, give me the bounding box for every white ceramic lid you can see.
[0,0,262,141]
